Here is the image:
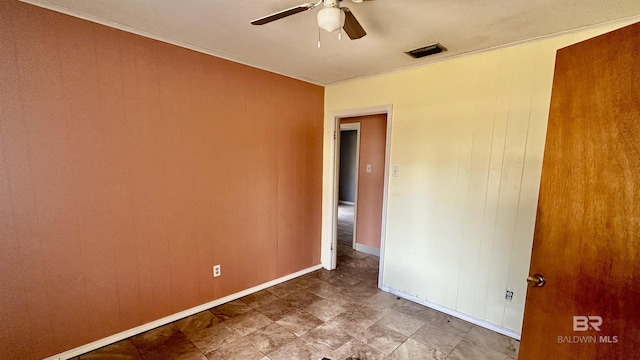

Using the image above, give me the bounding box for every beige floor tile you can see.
[276,310,324,336]
[305,281,342,299]
[310,268,335,281]
[224,310,272,336]
[391,300,439,323]
[337,244,368,259]
[330,288,361,304]
[289,274,325,289]
[342,257,380,271]
[174,310,240,353]
[266,279,302,298]
[334,264,364,278]
[345,303,390,323]
[410,323,464,354]
[325,273,361,287]
[378,310,425,337]
[333,338,386,360]
[255,297,299,321]
[131,324,206,360]
[239,289,279,308]
[448,337,513,360]
[387,338,447,360]
[174,310,222,331]
[267,338,336,360]
[325,306,382,335]
[341,281,382,300]
[281,290,322,310]
[210,300,253,321]
[204,337,264,360]
[302,322,354,350]
[352,323,407,355]
[304,298,350,322]
[353,270,380,285]
[461,326,519,359]
[244,323,297,354]
[362,292,405,312]
[429,311,474,337]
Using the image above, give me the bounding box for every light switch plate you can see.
[366,164,372,173]
[392,166,399,177]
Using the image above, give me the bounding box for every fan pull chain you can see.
[317,27,321,48]
[338,27,342,40]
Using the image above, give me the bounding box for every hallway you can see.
[337,203,355,248]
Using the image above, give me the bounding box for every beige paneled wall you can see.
[322,21,637,333]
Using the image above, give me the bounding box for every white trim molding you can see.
[44,264,323,360]
[380,286,522,340]
[355,243,381,257]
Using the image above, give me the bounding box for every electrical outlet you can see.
[213,265,221,277]
[505,290,514,301]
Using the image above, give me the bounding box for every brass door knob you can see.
[527,274,546,287]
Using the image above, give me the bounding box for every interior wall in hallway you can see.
[339,130,358,203]
[341,115,387,250]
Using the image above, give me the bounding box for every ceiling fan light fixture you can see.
[317,7,344,33]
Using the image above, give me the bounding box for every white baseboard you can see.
[338,200,355,205]
[44,264,323,360]
[380,286,521,340]
[355,243,381,257]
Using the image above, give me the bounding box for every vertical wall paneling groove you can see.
[322,20,637,335]
[0,3,26,356]
[0,1,323,359]
[0,2,56,355]
[0,77,31,357]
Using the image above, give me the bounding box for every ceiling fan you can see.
[251,0,372,40]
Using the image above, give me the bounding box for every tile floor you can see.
[337,203,354,247]
[74,245,519,360]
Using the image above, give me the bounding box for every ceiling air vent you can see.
[406,43,447,59]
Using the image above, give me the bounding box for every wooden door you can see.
[519,22,640,359]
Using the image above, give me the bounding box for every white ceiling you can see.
[21,0,640,85]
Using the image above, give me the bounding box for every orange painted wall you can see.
[0,1,323,359]
[341,114,387,249]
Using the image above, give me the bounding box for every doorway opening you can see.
[329,105,392,289]
[338,124,360,251]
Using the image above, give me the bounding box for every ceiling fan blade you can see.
[251,3,314,25]
[342,8,366,39]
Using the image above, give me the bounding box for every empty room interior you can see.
[1,0,639,359]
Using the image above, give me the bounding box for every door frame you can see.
[327,104,392,289]
[338,122,361,249]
